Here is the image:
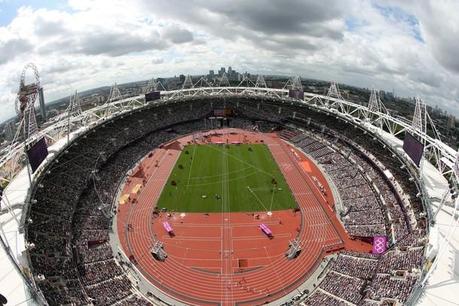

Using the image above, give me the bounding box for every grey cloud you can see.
[42,60,80,75]
[37,30,169,57]
[76,31,168,56]
[0,38,33,64]
[34,17,69,37]
[141,0,346,53]
[151,57,164,64]
[206,0,345,37]
[163,26,194,44]
[421,19,459,74]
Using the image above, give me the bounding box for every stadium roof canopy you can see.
[1,86,458,305]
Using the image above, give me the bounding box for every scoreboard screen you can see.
[27,137,49,173]
[145,91,161,102]
[403,133,424,167]
[288,89,304,100]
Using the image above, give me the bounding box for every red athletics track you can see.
[116,128,372,306]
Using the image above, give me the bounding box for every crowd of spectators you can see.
[364,274,419,303]
[317,271,366,304]
[302,289,348,306]
[275,107,428,306]
[281,117,427,249]
[288,133,388,238]
[300,249,424,305]
[329,254,378,280]
[25,96,427,305]
[27,100,214,305]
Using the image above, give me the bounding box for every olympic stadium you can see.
[0,67,458,306]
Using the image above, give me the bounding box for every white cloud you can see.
[0,0,458,123]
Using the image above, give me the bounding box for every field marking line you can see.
[187,165,252,180]
[206,144,274,178]
[186,144,197,186]
[263,246,289,296]
[185,169,259,187]
[269,186,275,211]
[247,186,269,213]
[220,147,225,304]
[224,147,234,303]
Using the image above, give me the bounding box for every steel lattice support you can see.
[15,63,41,141]
[327,81,344,101]
[368,89,381,113]
[25,103,38,140]
[182,75,194,89]
[69,91,82,118]
[412,97,426,135]
[237,74,255,87]
[219,73,230,87]
[455,153,459,178]
[283,76,302,90]
[255,75,267,88]
[144,78,165,93]
[104,83,122,117]
[193,77,211,88]
[1,83,457,189]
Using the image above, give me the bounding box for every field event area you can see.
[157,143,297,212]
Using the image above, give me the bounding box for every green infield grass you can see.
[156,144,297,212]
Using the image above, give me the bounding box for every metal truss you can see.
[182,75,193,89]
[193,77,211,88]
[143,78,165,93]
[237,74,255,87]
[103,83,123,117]
[1,84,458,189]
[283,76,303,90]
[0,81,458,306]
[219,73,230,87]
[255,75,267,88]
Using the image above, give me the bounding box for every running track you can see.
[116,129,372,305]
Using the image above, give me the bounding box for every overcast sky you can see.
[0,0,458,123]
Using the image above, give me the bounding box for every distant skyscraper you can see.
[447,114,456,130]
[218,67,225,76]
[39,87,46,122]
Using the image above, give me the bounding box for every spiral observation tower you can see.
[0,72,458,306]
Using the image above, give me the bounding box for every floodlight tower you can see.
[255,75,267,88]
[65,91,83,143]
[411,97,441,144]
[368,89,382,113]
[366,88,388,127]
[412,97,427,137]
[455,153,459,179]
[193,77,211,88]
[326,81,344,100]
[219,73,230,87]
[237,73,255,87]
[104,83,122,117]
[182,75,194,89]
[283,76,303,91]
[14,63,41,141]
[144,78,166,93]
